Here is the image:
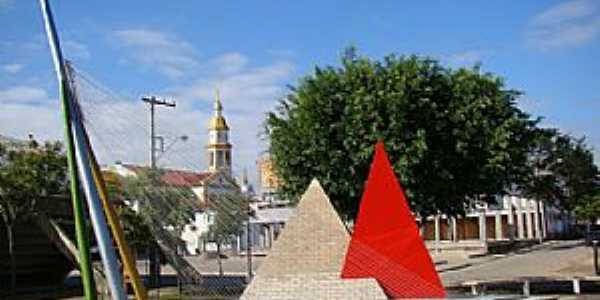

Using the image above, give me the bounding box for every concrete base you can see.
[455,277,600,297]
[426,240,487,255]
[426,239,541,256]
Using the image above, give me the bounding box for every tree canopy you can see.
[120,169,195,237]
[204,191,247,246]
[574,191,600,222]
[521,129,599,212]
[0,140,67,291]
[0,140,67,226]
[266,49,539,220]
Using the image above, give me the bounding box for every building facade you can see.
[420,194,571,253]
[257,154,288,207]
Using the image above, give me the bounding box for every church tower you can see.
[207,89,232,176]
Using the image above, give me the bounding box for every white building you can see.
[239,206,295,253]
[420,193,571,253]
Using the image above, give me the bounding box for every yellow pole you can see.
[87,142,149,300]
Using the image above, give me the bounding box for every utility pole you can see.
[247,199,254,282]
[141,96,176,169]
[141,95,175,294]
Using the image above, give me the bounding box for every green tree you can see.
[266,49,537,220]
[520,128,561,202]
[574,191,600,223]
[117,205,153,251]
[0,140,67,291]
[550,135,599,212]
[118,168,198,287]
[522,130,599,213]
[203,192,246,276]
[120,169,195,237]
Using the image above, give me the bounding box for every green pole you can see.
[61,80,98,300]
[39,0,97,298]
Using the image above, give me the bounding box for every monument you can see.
[240,179,386,300]
[342,141,446,298]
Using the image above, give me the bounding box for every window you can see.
[217,151,224,166]
[218,131,228,143]
[210,131,217,143]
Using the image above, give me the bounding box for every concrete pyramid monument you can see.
[241,179,386,300]
[341,141,446,298]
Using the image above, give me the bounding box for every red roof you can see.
[160,170,212,187]
[120,163,146,173]
[120,164,211,187]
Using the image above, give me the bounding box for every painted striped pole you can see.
[38,1,96,299]
[39,1,127,299]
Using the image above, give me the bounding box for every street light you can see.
[155,135,189,162]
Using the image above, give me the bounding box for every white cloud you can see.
[110,29,198,79]
[0,85,48,103]
[0,103,62,143]
[30,50,294,186]
[3,28,295,187]
[516,96,544,113]
[212,52,249,75]
[447,50,483,67]
[531,0,594,26]
[170,55,294,178]
[64,40,91,60]
[528,0,600,49]
[175,58,293,110]
[2,63,23,74]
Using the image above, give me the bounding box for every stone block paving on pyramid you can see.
[240,179,387,300]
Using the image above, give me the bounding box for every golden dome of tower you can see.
[206,88,232,176]
[208,89,229,131]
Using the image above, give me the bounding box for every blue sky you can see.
[1,0,599,186]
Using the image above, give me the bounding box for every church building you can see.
[106,90,246,254]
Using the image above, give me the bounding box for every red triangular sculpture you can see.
[341,141,446,298]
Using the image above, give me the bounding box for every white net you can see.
[69,64,253,299]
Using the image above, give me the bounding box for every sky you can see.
[1,0,599,188]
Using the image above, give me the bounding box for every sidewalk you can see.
[438,240,594,287]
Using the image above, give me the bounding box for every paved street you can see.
[59,240,595,298]
[438,240,594,287]
[153,240,593,289]
[132,252,264,278]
